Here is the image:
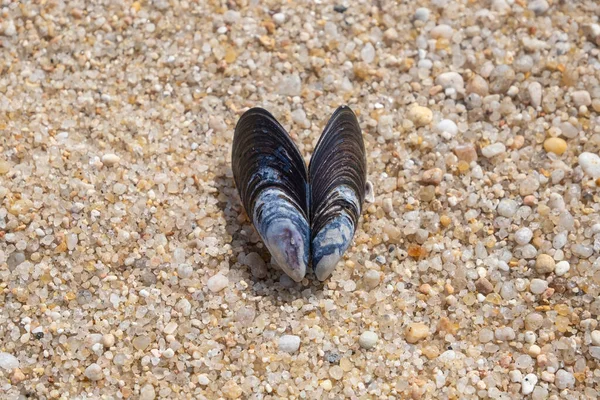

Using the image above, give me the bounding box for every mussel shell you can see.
[309,106,367,281]
[232,108,310,282]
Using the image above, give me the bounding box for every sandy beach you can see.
[2,0,600,398]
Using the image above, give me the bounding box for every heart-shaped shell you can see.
[232,106,366,282]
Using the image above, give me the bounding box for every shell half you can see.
[309,106,367,281]
[232,108,310,282]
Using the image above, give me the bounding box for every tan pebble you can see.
[453,143,478,162]
[536,254,555,274]
[475,277,494,294]
[466,74,489,96]
[222,380,242,399]
[405,323,430,343]
[12,368,25,384]
[418,284,431,294]
[440,215,452,227]
[523,195,537,206]
[0,160,11,174]
[511,135,525,149]
[544,137,567,155]
[406,105,433,127]
[421,168,443,185]
[101,153,121,166]
[421,345,440,359]
[320,379,333,390]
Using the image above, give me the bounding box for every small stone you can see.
[278,335,301,353]
[489,65,515,94]
[207,273,229,292]
[102,334,115,348]
[555,260,570,276]
[358,331,378,349]
[435,72,464,93]
[591,331,600,346]
[481,143,506,158]
[497,199,518,217]
[454,143,478,162]
[0,352,19,370]
[222,380,243,399]
[84,363,103,381]
[320,379,333,390]
[578,152,600,178]
[467,75,489,96]
[11,368,25,384]
[544,137,567,155]
[163,322,178,335]
[273,13,286,25]
[525,313,544,331]
[363,270,381,290]
[329,365,344,380]
[198,374,210,385]
[528,82,542,108]
[278,74,302,96]
[113,183,127,195]
[522,374,538,395]
[361,43,376,63]
[435,119,458,136]
[101,153,120,166]
[407,105,433,127]
[509,370,522,383]
[530,279,548,294]
[528,0,549,14]
[430,24,453,39]
[405,323,430,343]
[583,23,600,45]
[413,7,430,21]
[555,369,575,389]
[572,90,591,107]
[495,326,515,341]
[514,227,533,245]
[243,252,267,279]
[223,10,241,23]
[421,168,443,185]
[535,254,555,274]
[140,384,156,400]
[475,277,494,294]
[133,335,151,350]
[0,160,11,174]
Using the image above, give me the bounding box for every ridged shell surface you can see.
[232,108,310,282]
[309,106,367,281]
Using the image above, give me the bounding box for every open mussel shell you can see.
[232,106,366,282]
[309,106,367,281]
[232,108,310,282]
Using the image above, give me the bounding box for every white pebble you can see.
[495,326,515,341]
[482,143,506,158]
[572,90,591,107]
[430,24,453,39]
[363,270,381,290]
[578,152,600,178]
[509,369,522,383]
[528,82,542,108]
[273,13,286,25]
[84,363,103,381]
[435,119,458,136]
[435,72,464,93]
[358,331,378,350]
[529,279,548,294]
[0,352,19,370]
[361,43,376,63]
[278,335,301,353]
[555,369,575,389]
[514,227,533,245]
[207,273,229,292]
[101,153,120,166]
[522,374,538,395]
[140,384,156,400]
[591,330,600,346]
[497,199,518,217]
[413,7,430,21]
[555,260,570,276]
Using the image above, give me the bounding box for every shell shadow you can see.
[214,169,313,301]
